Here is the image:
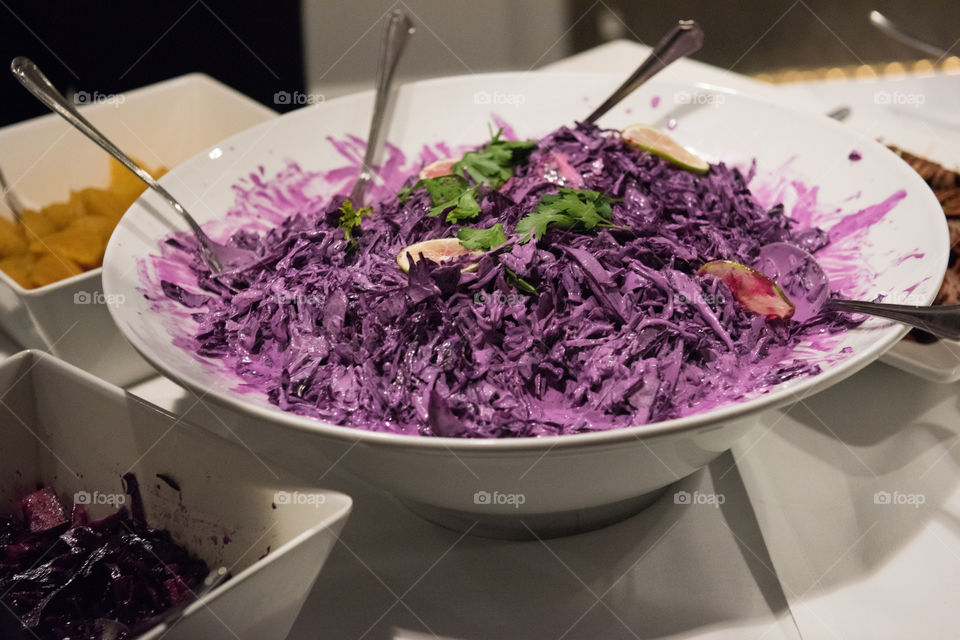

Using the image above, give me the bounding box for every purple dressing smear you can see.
[141,120,915,438]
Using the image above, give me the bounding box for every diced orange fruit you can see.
[0,216,28,259]
[19,209,58,238]
[42,198,83,230]
[0,157,164,288]
[29,251,82,287]
[0,254,35,287]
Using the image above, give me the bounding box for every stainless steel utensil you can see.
[348,9,414,206]
[869,10,954,59]
[584,20,704,124]
[10,57,253,274]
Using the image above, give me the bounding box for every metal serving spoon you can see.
[869,10,955,59]
[0,166,25,222]
[584,19,704,124]
[349,9,414,206]
[755,242,960,339]
[10,57,253,274]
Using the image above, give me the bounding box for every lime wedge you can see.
[621,123,709,174]
[698,260,795,320]
[419,158,458,180]
[396,238,482,273]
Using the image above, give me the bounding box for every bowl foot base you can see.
[401,488,669,540]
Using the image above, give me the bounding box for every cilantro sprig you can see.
[515,188,615,242]
[337,198,372,245]
[456,223,507,251]
[452,127,537,189]
[399,175,481,223]
[397,127,537,224]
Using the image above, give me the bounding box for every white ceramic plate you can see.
[101,72,949,537]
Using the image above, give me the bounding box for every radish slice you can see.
[698,260,796,320]
[419,158,458,180]
[396,238,482,273]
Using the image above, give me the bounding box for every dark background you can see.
[1,1,957,128]
[0,1,304,127]
[571,0,960,72]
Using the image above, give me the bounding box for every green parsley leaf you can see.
[404,175,482,223]
[338,198,372,244]
[452,127,537,189]
[457,223,507,251]
[515,188,615,242]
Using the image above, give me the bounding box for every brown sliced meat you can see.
[938,188,960,217]
[949,219,960,249]
[886,145,960,340]
[936,268,960,305]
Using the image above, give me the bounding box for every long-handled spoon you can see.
[754,242,960,339]
[584,20,704,125]
[348,9,414,206]
[0,166,25,222]
[10,57,253,274]
[869,10,955,59]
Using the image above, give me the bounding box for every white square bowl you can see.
[0,73,276,385]
[0,350,351,640]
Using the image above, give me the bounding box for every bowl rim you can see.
[0,260,101,297]
[104,70,950,452]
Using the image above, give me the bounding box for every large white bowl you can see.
[103,72,949,538]
[0,350,351,639]
[0,74,275,386]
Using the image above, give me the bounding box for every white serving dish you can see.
[0,73,276,386]
[782,72,960,382]
[0,350,351,640]
[103,72,948,538]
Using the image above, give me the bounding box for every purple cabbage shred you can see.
[161,123,854,437]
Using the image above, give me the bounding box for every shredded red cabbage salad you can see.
[0,475,209,640]
[160,123,853,437]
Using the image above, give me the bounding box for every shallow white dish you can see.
[103,72,948,538]
[0,350,351,640]
[0,73,275,386]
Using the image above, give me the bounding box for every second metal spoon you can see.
[584,20,704,125]
[349,9,414,206]
[10,56,251,274]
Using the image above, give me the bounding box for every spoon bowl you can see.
[752,241,960,339]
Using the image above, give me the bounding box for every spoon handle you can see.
[349,10,414,205]
[9,57,202,236]
[828,299,960,340]
[869,10,951,59]
[0,167,25,223]
[584,20,704,125]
